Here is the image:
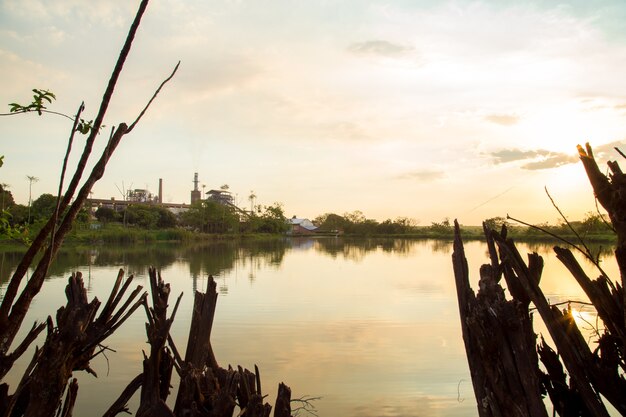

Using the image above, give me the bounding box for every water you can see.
[0,237,618,416]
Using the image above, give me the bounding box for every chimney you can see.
[191,172,201,204]
[158,178,163,204]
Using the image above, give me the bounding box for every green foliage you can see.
[314,211,417,235]
[579,211,611,233]
[8,89,97,135]
[429,217,453,234]
[483,216,509,232]
[0,184,15,210]
[253,203,289,233]
[124,205,162,229]
[9,89,56,115]
[315,213,349,231]
[95,207,121,223]
[180,200,240,233]
[8,204,28,226]
[155,206,177,228]
[31,193,59,222]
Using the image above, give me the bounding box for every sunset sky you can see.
[2,0,626,225]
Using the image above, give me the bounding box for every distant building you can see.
[127,188,157,203]
[287,217,318,235]
[206,189,234,205]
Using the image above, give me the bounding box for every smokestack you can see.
[158,178,163,204]
[191,172,201,204]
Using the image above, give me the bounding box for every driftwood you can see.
[1,270,145,417]
[453,223,548,417]
[454,143,626,416]
[98,271,293,417]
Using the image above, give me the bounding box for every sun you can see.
[517,100,625,154]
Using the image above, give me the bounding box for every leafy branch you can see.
[2,88,100,135]
[8,88,56,115]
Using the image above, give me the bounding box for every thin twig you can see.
[48,102,84,274]
[0,109,75,121]
[127,61,180,133]
[291,396,322,417]
[544,187,595,262]
[595,198,616,233]
[507,214,611,281]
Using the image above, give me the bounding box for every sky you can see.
[2,0,626,225]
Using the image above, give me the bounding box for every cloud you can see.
[588,140,626,160]
[489,148,578,170]
[484,113,520,126]
[395,170,445,181]
[521,153,578,170]
[347,40,414,57]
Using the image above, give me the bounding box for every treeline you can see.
[95,200,289,234]
[314,211,615,241]
[0,188,290,242]
[314,211,420,235]
[0,186,615,242]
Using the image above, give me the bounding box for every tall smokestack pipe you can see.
[158,178,163,204]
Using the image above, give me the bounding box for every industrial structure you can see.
[190,173,201,204]
[86,173,250,217]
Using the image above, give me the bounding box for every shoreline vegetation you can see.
[0,220,616,247]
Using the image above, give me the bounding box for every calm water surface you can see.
[0,238,618,416]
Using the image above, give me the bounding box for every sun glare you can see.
[518,102,624,154]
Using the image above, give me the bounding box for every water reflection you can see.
[0,237,620,417]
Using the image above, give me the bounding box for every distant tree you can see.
[125,204,160,228]
[579,211,610,233]
[75,207,90,224]
[30,193,58,222]
[315,213,348,231]
[95,207,121,223]
[255,203,289,233]
[344,210,365,224]
[0,184,15,210]
[8,204,28,226]
[248,191,256,213]
[483,216,508,231]
[180,200,239,233]
[155,206,177,228]
[429,217,453,234]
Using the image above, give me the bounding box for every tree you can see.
[155,205,177,228]
[257,202,288,233]
[579,211,610,233]
[124,204,160,228]
[30,193,58,222]
[430,217,453,234]
[26,175,39,223]
[95,206,121,223]
[483,216,508,231]
[7,204,28,226]
[248,190,256,213]
[315,213,348,231]
[0,184,15,211]
[180,200,239,233]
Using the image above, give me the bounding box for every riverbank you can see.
[0,222,616,247]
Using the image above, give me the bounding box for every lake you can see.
[1,237,617,416]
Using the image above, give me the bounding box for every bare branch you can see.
[127,61,180,133]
